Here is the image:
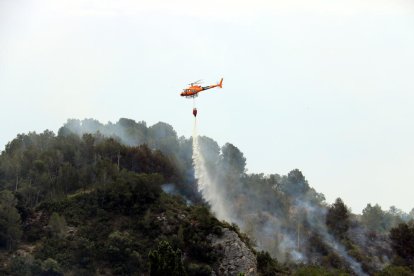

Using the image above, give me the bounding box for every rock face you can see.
[210,228,257,276]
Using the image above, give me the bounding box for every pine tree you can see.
[326,198,350,239]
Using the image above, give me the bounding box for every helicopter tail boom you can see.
[218,78,223,88]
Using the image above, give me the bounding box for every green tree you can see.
[0,190,22,250]
[48,212,67,238]
[361,204,388,233]
[105,231,142,274]
[326,198,350,240]
[41,258,63,276]
[280,169,312,200]
[257,251,285,275]
[220,143,246,176]
[219,143,246,200]
[389,222,414,266]
[149,240,186,276]
[148,122,179,157]
[9,255,35,276]
[386,206,404,228]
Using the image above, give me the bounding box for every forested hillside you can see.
[0,118,413,275]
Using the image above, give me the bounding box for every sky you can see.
[1,0,414,213]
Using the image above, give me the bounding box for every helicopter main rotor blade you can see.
[188,79,203,85]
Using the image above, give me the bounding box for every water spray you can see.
[192,117,230,221]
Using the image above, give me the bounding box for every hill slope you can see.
[0,118,413,275]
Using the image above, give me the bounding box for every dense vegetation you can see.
[0,118,413,275]
[0,124,225,275]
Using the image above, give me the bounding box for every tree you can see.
[219,143,246,199]
[280,169,311,199]
[326,198,350,239]
[257,251,285,275]
[149,240,186,276]
[105,231,141,274]
[9,255,36,276]
[0,190,22,250]
[361,204,388,233]
[220,143,246,176]
[41,258,63,276]
[148,122,179,157]
[48,212,67,238]
[386,206,404,227]
[389,222,414,266]
[198,136,221,177]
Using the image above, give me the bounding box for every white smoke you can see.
[297,200,367,275]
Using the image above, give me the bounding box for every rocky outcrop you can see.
[210,228,257,276]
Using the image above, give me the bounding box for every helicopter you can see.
[180,78,223,117]
[180,78,223,98]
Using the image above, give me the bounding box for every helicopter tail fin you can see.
[218,78,223,88]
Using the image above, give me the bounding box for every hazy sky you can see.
[1,0,414,213]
